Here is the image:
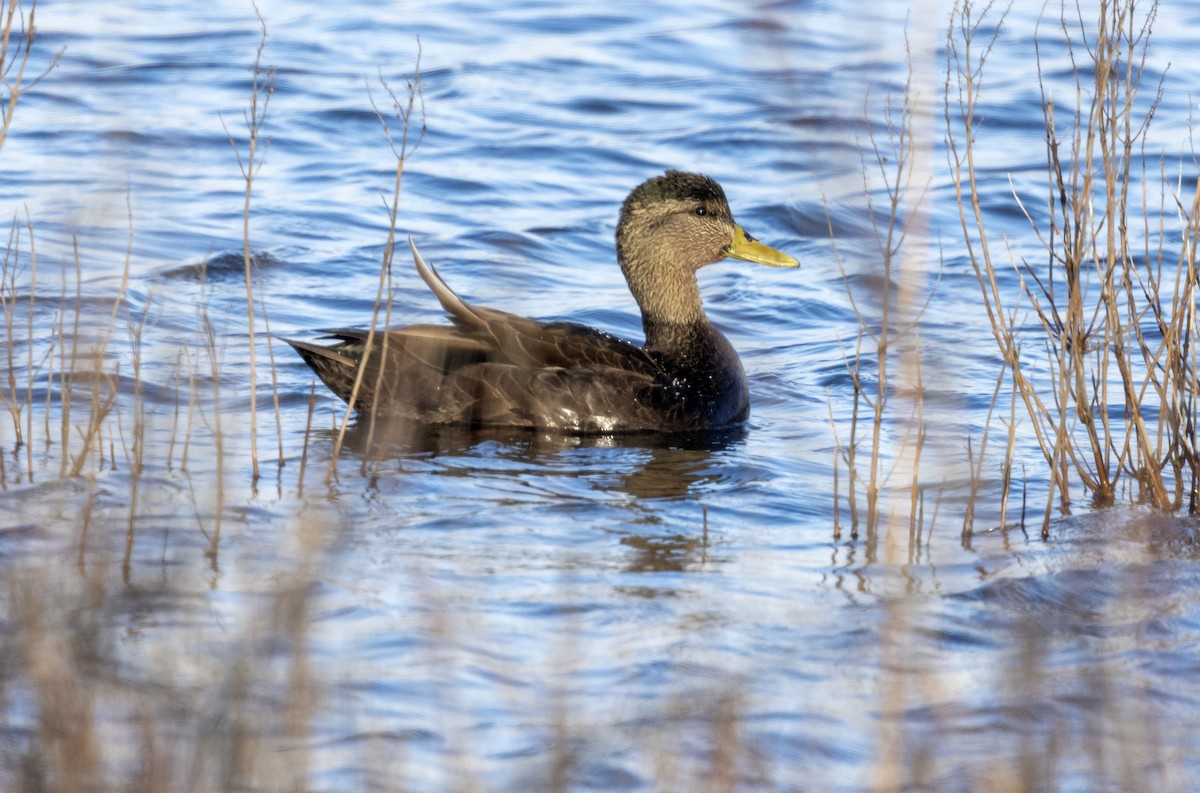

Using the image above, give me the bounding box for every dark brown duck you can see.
[286,170,798,433]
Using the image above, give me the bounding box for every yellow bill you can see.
[725,225,799,268]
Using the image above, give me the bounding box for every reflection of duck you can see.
[336,410,745,463]
[619,440,739,499]
[619,533,709,574]
[288,171,797,433]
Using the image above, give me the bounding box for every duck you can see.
[286,170,798,434]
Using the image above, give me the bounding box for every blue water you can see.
[4,0,1200,790]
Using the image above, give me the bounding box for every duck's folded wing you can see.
[470,309,660,375]
[313,326,490,370]
[408,236,660,376]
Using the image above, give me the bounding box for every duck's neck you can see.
[640,289,709,354]
[621,249,708,349]
[643,314,720,364]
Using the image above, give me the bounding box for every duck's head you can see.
[615,170,798,325]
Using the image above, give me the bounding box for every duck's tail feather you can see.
[284,337,361,405]
[409,235,484,329]
[284,337,357,367]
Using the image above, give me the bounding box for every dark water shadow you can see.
[333,417,748,497]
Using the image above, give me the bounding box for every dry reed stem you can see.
[258,283,284,472]
[57,239,82,477]
[222,3,274,483]
[197,260,225,562]
[1,214,23,448]
[65,193,132,480]
[825,390,844,539]
[21,207,32,478]
[998,369,1020,531]
[297,381,315,496]
[43,241,66,448]
[1,0,63,474]
[328,51,425,469]
[827,34,932,543]
[945,3,1064,515]
[962,359,1008,541]
[122,288,156,583]
[178,340,198,473]
[906,330,926,542]
[0,0,63,154]
[329,238,389,476]
[166,347,183,469]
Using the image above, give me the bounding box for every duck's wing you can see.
[290,326,668,431]
[315,325,491,371]
[471,312,660,375]
[409,236,660,376]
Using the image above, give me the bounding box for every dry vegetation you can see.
[827,49,934,548]
[947,0,1198,535]
[837,0,1196,544]
[835,0,1195,786]
[1,0,1197,790]
[0,6,339,791]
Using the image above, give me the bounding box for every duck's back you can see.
[288,311,749,434]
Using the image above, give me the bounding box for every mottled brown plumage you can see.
[287,171,798,434]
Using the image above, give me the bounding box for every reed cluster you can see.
[946,0,1195,534]
[836,0,1195,542]
[0,7,330,789]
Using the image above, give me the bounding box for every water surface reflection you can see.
[4,0,1200,789]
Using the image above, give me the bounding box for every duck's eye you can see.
[694,206,707,217]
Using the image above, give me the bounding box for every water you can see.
[4,0,1200,790]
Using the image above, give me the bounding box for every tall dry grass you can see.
[221,2,277,483]
[1,0,59,473]
[947,0,1198,534]
[327,55,426,473]
[0,0,61,152]
[827,33,950,557]
[848,2,1197,788]
[0,4,321,788]
[0,11,458,788]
